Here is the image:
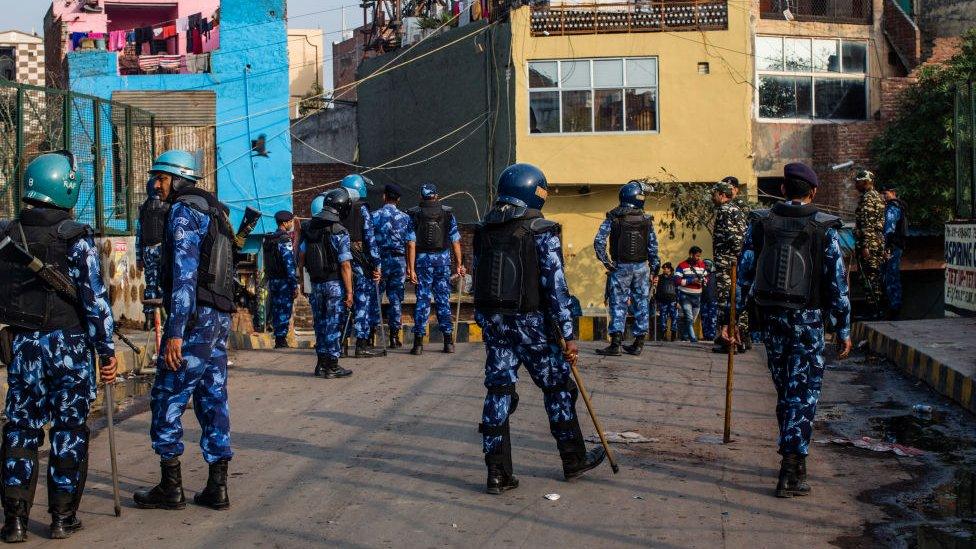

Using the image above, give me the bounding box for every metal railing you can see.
[759,0,872,24]
[0,79,156,235]
[530,1,729,36]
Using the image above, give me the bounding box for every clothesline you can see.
[68,8,219,56]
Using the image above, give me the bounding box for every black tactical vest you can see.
[751,203,841,310]
[410,202,452,253]
[340,200,366,244]
[138,196,169,247]
[474,207,556,315]
[0,208,89,331]
[608,206,651,263]
[161,187,236,313]
[303,213,346,283]
[262,230,290,279]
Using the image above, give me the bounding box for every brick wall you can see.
[812,122,885,215]
[292,163,354,217]
[880,77,916,120]
[883,0,921,70]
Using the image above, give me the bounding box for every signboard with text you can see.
[946,222,976,317]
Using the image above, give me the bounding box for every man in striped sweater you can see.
[675,246,708,342]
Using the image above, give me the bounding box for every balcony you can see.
[759,0,872,24]
[529,1,729,37]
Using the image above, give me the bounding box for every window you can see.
[529,57,658,134]
[756,36,867,120]
[0,47,14,82]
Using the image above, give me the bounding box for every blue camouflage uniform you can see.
[412,211,461,338]
[371,204,415,335]
[151,201,233,465]
[306,232,353,359]
[477,228,580,454]
[593,215,660,337]
[883,200,905,312]
[2,215,115,505]
[266,230,298,338]
[737,203,851,456]
[349,204,381,340]
[700,269,718,341]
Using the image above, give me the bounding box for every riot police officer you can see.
[407,183,464,355]
[593,181,660,356]
[0,151,117,542]
[137,177,168,330]
[881,183,908,319]
[338,174,383,358]
[264,210,298,348]
[134,150,235,512]
[371,184,415,348]
[474,163,606,495]
[303,191,355,378]
[729,162,852,498]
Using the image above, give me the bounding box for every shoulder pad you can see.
[176,194,210,213]
[58,220,93,240]
[332,222,349,235]
[812,211,842,229]
[406,206,420,215]
[529,218,560,234]
[748,209,771,222]
[442,205,453,213]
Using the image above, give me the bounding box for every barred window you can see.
[756,36,868,121]
[529,57,658,134]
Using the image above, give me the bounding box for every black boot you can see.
[595,334,622,356]
[794,455,811,496]
[443,333,455,354]
[367,328,376,349]
[355,338,384,358]
[775,454,801,498]
[134,458,186,510]
[389,331,401,349]
[622,335,645,356]
[274,335,289,349]
[410,337,423,356]
[321,357,353,379]
[142,317,152,331]
[194,460,230,510]
[49,512,82,540]
[481,422,518,495]
[556,416,607,480]
[0,503,28,544]
[48,433,88,540]
[314,355,328,377]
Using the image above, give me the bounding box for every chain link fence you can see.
[957,80,975,220]
[0,79,156,234]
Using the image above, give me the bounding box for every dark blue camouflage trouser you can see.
[700,300,718,341]
[378,255,406,333]
[151,307,233,464]
[310,280,346,359]
[413,261,454,337]
[480,313,579,454]
[762,313,826,456]
[3,329,95,503]
[352,265,376,340]
[656,302,678,337]
[883,248,903,311]
[142,244,163,315]
[267,278,296,338]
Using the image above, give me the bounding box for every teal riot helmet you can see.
[22,151,81,210]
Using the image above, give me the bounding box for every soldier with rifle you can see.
[0,151,117,542]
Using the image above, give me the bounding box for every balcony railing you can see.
[759,0,872,24]
[530,1,729,36]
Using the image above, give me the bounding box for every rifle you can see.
[234,206,263,251]
[0,236,140,354]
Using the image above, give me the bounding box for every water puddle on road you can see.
[869,412,962,458]
[913,469,976,548]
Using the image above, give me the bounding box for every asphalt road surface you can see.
[14,341,912,548]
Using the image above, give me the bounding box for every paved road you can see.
[15,341,907,547]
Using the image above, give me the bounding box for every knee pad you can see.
[543,378,578,404]
[487,384,519,416]
[1,424,44,505]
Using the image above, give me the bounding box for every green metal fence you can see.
[956,80,975,220]
[0,79,155,234]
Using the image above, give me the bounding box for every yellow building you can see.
[507,4,755,309]
[288,28,324,118]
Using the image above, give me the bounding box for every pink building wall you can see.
[51,0,218,56]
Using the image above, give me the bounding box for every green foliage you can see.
[418,12,456,30]
[298,83,329,118]
[870,30,976,229]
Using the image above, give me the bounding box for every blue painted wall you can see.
[66,0,292,235]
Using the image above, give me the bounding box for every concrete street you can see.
[12,341,930,547]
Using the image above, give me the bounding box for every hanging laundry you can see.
[138,55,161,72]
[150,39,168,55]
[69,32,87,51]
[186,53,211,74]
[203,26,219,53]
[191,28,204,55]
[158,55,182,71]
[175,17,189,34]
[126,30,136,44]
[108,30,127,51]
[161,23,177,39]
[187,12,202,44]
[152,26,164,39]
